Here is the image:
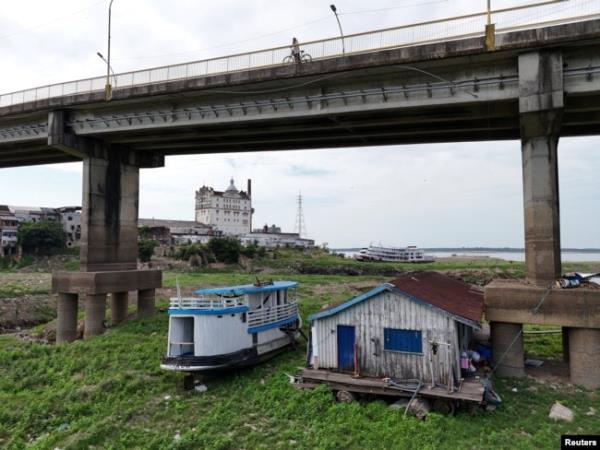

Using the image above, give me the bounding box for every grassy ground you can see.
[1,273,598,450]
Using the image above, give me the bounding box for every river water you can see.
[334,249,600,262]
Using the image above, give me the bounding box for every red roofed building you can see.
[307,271,484,382]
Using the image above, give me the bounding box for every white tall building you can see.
[195,178,253,236]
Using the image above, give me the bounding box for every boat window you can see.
[217,315,223,318]
[240,312,247,323]
[276,290,281,306]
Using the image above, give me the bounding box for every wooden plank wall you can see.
[312,291,462,382]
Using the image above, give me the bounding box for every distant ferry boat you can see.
[161,280,301,376]
[356,245,435,263]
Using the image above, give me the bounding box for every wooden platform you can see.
[297,368,484,403]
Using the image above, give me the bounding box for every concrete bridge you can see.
[1,15,600,386]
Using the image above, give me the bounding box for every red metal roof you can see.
[389,271,483,323]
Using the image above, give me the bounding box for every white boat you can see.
[160,280,301,373]
[356,245,434,263]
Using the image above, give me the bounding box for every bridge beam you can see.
[47,110,164,168]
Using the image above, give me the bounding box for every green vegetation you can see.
[208,237,242,264]
[0,282,49,298]
[1,272,598,449]
[138,239,158,263]
[17,220,66,255]
[0,256,34,272]
[524,325,563,358]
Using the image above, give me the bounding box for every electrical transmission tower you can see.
[294,192,307,238]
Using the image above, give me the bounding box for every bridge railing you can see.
[1,0,598,108]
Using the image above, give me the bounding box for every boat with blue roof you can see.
[160,280,301,374]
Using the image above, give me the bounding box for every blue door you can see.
[337,325,355,371]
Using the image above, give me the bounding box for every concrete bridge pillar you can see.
[491,321,525,378]
[81,152,140,273]
[137,288,156,317]
[518,50,563,287]
[51,115,163,341]
[569,328,600,389]
[56,293,78,343]
[488,50,564,378]
[111,292,129,324]
[84,293,106,337]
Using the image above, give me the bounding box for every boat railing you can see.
[169,295,245,310]
[247,300,298,328]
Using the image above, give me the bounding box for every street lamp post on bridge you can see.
[102,0,115,101]
[330,4,346,55]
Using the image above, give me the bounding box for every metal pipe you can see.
[487,0,492,25]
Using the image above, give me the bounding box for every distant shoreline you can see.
[333,247,600,253]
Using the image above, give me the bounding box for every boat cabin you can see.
[307,272,483,386]
[161,280,300,372]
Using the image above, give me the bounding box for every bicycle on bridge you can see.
[283,37,312,64]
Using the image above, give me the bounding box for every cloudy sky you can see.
[1,0,599,248]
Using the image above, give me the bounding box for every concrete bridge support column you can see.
[81,153,140,273]
[56,293,78,343]
[518,50,563,287]
[84,293,106,337]
[53,134,162,341]
[569,328,600,389]
[491,322,525,378]
[111,292,129,324]
[137,288,156,317]
[562,327,570,363]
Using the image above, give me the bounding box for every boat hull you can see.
[160,333,298,373]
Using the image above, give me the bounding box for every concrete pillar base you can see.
[84,294,106,337]
[111,292,129,324]
[491,321,525,377]
[57,293,78,343]
[562,327,570,363]
[569,328,600,389]
[137,288,155,317]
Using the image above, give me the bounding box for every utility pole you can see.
[294,192,307,238]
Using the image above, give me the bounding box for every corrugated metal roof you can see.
[309,271,483,325]
[389,271,483,323]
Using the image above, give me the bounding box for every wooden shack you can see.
[307,272,484,386]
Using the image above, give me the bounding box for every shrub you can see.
[17,220,66,255]
[138,239,157,262]
[176,243,204,261]
[208,237,241,264]
[240,243,258,258]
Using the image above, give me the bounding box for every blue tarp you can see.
[194,280,298,296]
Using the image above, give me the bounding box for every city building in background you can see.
[195,178,253,236]
[57,206,81,247]
[138,218,221,245]
[0,205,18,256]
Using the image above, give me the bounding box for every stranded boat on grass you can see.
[161,280,301,375]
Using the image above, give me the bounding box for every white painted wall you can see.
[194,313,252,356]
